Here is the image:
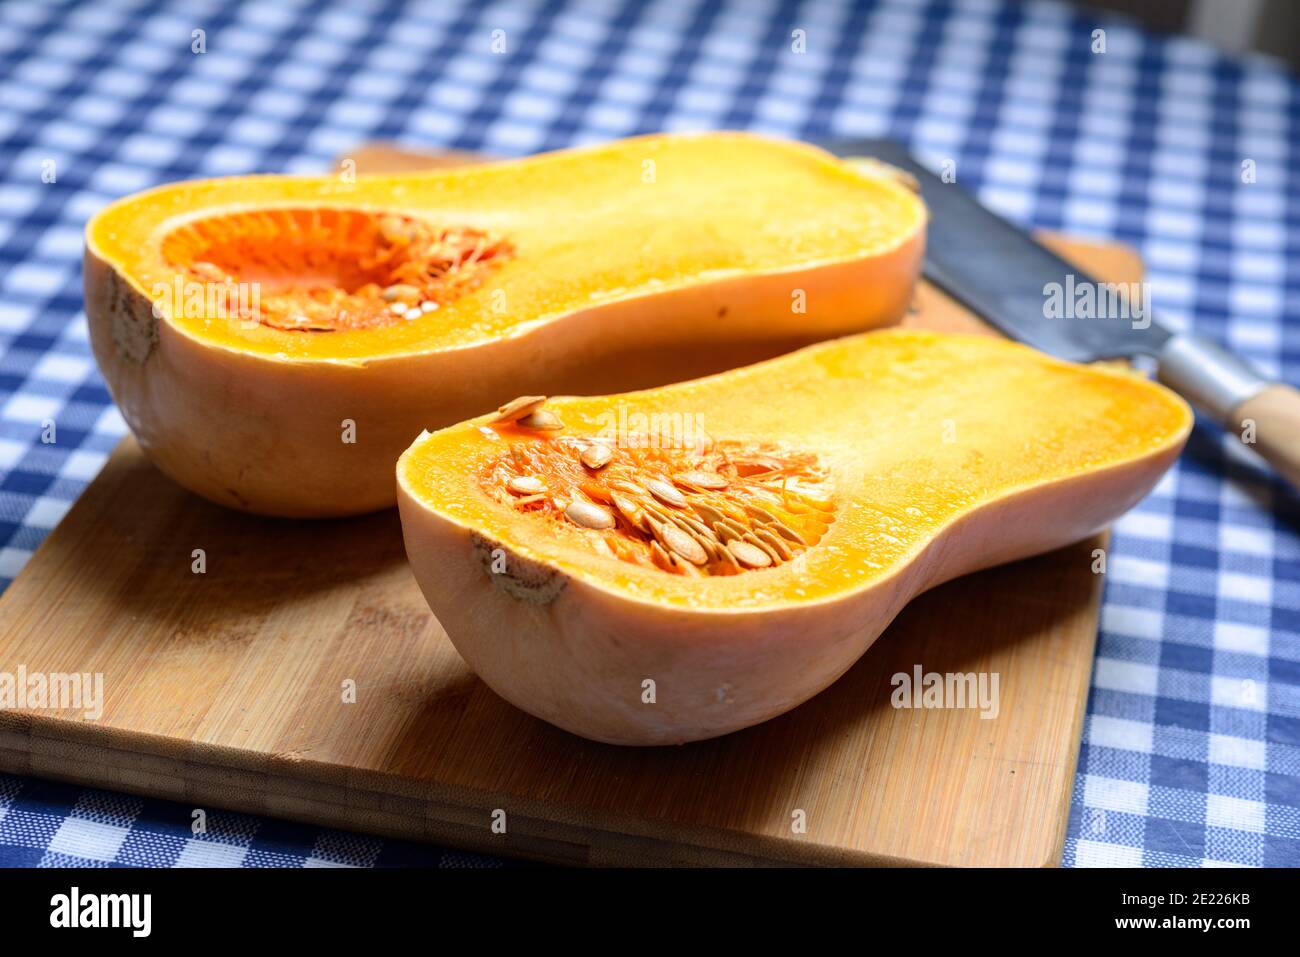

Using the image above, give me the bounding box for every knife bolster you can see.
[1156,334,1268,423]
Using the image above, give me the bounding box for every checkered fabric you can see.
[0,773,499,866]
[0,0,1296,869]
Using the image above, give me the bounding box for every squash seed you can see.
[678,559,704,578]
[517,409,564,431]
[645,479,686,508]
[743,502,780,524]
[381,283,421,302]
[690,501,729,527]
[691,532,720,562]
[712,521,741,544]
[610,491,647,531]
[654,507,705,543]
[638,498,669,520]
[506,475,546,495]
[667,513,706,541]
[649,540,678,574]
[565,501,615,530]
[580,443,613,469]
[607,479,644,496]
[645,516,672,550]
[755,527,794,561]
[677,514,715,539]
[673,470,728,491]
[492,395,547,423]
[718,518,748,539]
[766,519,804,545]
[661,524,707,565]
[727,540,773,569]
[743,531,782,563]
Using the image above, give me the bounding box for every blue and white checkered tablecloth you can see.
[0,0,1296,869]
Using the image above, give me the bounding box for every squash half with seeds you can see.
[397,330,1192,745]
[83,132,925,517]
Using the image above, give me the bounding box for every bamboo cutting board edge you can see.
[0,711,936,866]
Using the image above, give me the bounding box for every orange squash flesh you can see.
[84,133,925,516]
[396,330,1192,745]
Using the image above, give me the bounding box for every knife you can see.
[823,137,1300,489]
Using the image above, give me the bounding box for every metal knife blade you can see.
[816,137,1300,489]
[822,136,1168,362]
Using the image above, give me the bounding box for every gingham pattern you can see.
[0,0,1295,869]
[0,773,499,867]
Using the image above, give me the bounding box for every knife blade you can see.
[820,137,1300,489]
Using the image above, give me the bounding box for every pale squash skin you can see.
[396,331,1192,746]
[83,133,925,517]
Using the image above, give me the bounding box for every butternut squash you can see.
[396,330,1192,745]
[83,133,925,516]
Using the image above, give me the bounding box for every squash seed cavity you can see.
[478,422,834,577]
[160,208,513,332]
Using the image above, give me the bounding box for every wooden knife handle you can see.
[1157,333,1300,490]
[1233,384,1300,488]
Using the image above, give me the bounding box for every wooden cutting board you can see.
[0,145,1143,866]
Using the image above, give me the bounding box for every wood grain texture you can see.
[0,144,1145,866]
[1233,383,1300,488]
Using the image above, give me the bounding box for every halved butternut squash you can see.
[396,330,1192,745]
[83,133,925,517]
